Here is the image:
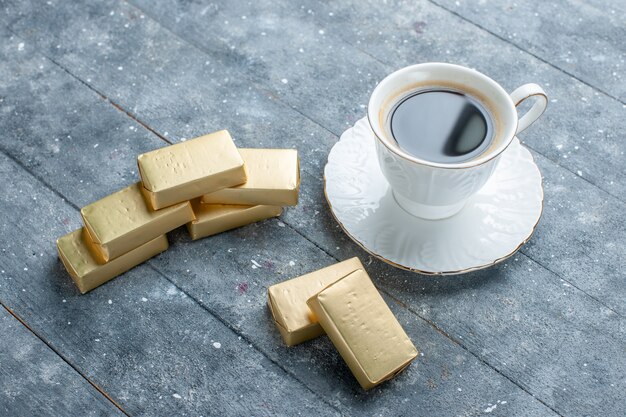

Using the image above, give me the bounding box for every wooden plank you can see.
[282,161,626,417]
[0,14,559,417]
[123,0,626,204]
[120,3,626,414]
[155,227,562,415]
[0,42,165,209]
[87,0,626,322]
[2,1,614,414]
[0,38,340,417]
[1,0,623,413]
[521,151,626,314]
[366,242,626,417]
[429,0,626,102]
[0,158,340,417]
[113,0,626,310]
[303,0,626,200]
[0,164,557,417]
[74,1,617,415]
[4,0,623,316]
[0,307,125,416]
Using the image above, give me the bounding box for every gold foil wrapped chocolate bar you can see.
[267,257,363,346]
[80,182,194,262]
[187,200,282,240]
[307,269,418,390]
[138,130,247,210]
[202,149,299,206]
[57,228,168,294]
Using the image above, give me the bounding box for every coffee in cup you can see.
[367,63,547,220]
[389,87,494,164]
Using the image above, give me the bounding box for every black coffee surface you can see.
[390,89,492,163]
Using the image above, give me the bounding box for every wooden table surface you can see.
[0,1,624,416]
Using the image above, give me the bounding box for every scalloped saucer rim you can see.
[323,117,544,275]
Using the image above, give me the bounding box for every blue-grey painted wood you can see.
[431,0,626,102]
[0,156,340,417]
[0,307,125,416]
[120,0,626,317]
[0,0,624,416]
[119,0,626,310]
[123,0,626,203]
[0,34,339,416]
[0,24,556,417]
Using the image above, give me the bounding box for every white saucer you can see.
[324,118,544,275]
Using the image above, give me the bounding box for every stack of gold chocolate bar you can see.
[57,130,300,293]
[268,258,418,390]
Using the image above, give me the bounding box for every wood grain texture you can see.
[119,0,626,309]
[431,0,626,102]
[0,307,125,416]
[0,157,340,417]
[0,0,624,416]
[0,22,556,416]
[99,0,626,204]
[115,0,626,316]
[0,36,339,416]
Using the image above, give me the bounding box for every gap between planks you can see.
[2,7,619,373]
[125,1,626,206]
[0,145,342,414]
[0,11,618,414]
[425,0,626,106]
[29,45,621,318]
[278,219,565,416]
[145,265,343,415]
[0,302,131,417]
[330,31,626,204]
[0,142,567,416]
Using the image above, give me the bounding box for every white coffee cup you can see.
[367,62,547,220]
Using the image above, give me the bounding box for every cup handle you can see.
[510,83,548,134]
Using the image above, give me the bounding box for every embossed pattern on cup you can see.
[367,63,547,219]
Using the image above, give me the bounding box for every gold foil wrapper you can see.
[81,182,194,262]
[82,227,106,264]
[187,200,282,240]
[202,148,299,206]
[307,269,418,390]
[267,257,364,346]
[57,228,168,294]
[138,130,246,209]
